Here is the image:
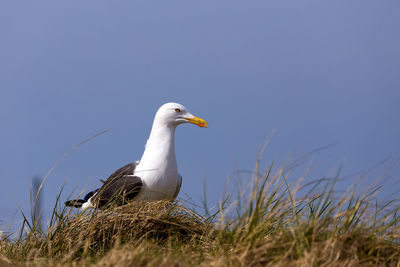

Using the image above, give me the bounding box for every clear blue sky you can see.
[1,1,399,231]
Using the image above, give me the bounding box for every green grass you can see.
[1,160,399,266]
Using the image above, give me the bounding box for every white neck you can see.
[135,118,178,179]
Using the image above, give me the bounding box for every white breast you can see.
[134,135,179,200]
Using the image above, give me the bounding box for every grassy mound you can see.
[51,201,212,260]
[1,162,399,266]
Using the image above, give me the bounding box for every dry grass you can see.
[1,161,399,266]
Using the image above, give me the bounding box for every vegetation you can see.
[0,158,399,266]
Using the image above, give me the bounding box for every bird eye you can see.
[174,108,181,113]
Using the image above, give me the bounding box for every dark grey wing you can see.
[173,174,182,199]
[101,162,138,185]
[65,162,139,209]
[92,162,142,208]
[96,175,143,208]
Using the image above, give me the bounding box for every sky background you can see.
[1,0,399,232]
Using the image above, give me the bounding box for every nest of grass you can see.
[44,201,214,260]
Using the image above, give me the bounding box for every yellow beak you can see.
[185,115,208,128]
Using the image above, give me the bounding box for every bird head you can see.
[155,102,208,128]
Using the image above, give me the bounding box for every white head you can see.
[154,102,208,128]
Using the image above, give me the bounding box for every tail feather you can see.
[65,199,86,208]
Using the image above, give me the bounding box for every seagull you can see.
[65,102,208,210]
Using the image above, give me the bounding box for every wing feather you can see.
[173,174,182,199]
[92,162,143,208]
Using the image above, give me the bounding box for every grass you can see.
[0,158,399,266]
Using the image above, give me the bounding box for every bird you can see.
[65,102,208,210]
